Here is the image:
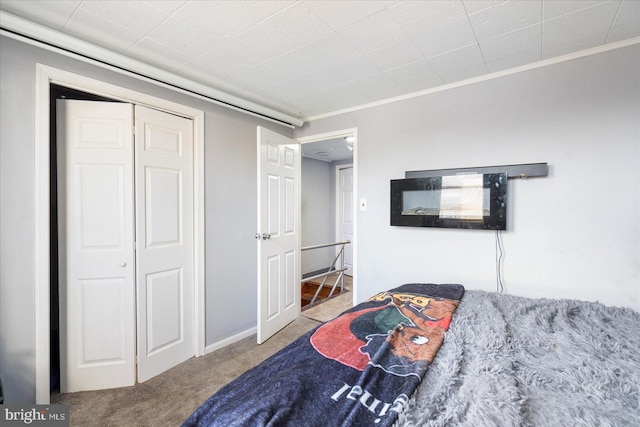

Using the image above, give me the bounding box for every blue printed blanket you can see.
[183,283,464,427]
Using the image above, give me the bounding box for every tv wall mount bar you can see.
[405,162,548,180]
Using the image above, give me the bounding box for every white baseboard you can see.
[204,327,257,355]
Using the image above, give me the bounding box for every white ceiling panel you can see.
[195,39,259,76]
[237,34,362,86]
[145,16,224,57]
[63,8,143,53]
[542,0,615,20]
[259,77,320,104]
[348,72,404,101]
[428,43,489,83]
[126,37,194,72]
[543,32,610,58]
[177,57,246,92]
[262,62,356,102]
[1,0,637,122]
[302,0,388,30]
[608,0,640,42]
[319,55,383,86]
[338,9,409,53]
[143,1,187,15]
[384,59,443,92]
[0,0,79,30]
[171,1,293,44]
[486,48,542,73]
[389,1,467,34]
[462,1,501,15]
[364,39,424,71]
[479,23,541,63]
[286,82,359,116]
[78,0,168,36]
[468,0,542,41]
[412,16,478,58]
[237,2,333,56]
[543,1,620,45]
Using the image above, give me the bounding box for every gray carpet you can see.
[51,317,320,426]
[301,290,352,323]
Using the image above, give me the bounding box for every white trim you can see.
[205,327,257,355]
[34,65,51,405]
[296,129,357,144]
[304,37,640,122]
[297,128,358,303]
[193,106,206,360]
[35,64,206,403]
[1,11,302,128]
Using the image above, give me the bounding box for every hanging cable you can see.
[495,230,505,293]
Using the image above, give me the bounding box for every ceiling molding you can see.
[304,37,640,122]
[0,11,304,128]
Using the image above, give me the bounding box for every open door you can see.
[256,127,301,344]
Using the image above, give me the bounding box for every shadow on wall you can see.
[0,335,35,403]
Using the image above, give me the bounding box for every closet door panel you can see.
[57,100,135,393]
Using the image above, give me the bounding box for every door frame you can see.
[296,128,358,303]
[34,64,206,403]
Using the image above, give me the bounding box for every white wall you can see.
[301,157,333,273]
[296,45,640,311]
[0,35,292,403]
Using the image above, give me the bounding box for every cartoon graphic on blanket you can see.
[183,283,464,427]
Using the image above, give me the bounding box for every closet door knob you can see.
[120,261,127,267]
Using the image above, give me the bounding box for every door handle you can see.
[255,233,271,240]
[120,261,127,267]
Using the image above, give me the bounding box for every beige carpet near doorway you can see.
[301,275,353,322]
[301,291,353,323]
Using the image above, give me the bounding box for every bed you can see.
[183,284,640,427]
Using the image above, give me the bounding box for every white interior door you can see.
[257,126,300,344]
[57,100,136,392]
[58,100,195,392]
[135,105,194,382]
[337,165,354,276]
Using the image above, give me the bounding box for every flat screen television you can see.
[390,173,507,230]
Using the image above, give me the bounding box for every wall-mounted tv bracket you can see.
[405,162,548,180]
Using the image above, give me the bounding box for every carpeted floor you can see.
[51,317,321,427]
[301,275,353,323]
[301,291,353,323]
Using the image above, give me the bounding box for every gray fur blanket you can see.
[395,290,640,427]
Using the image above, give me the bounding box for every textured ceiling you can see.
[301,136,354,162]
[1,0,638,121]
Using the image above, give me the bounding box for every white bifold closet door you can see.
[57,100,194,393]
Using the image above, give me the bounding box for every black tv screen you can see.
[390,173,507,230]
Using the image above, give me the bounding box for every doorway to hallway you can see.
[299,130,357,311]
